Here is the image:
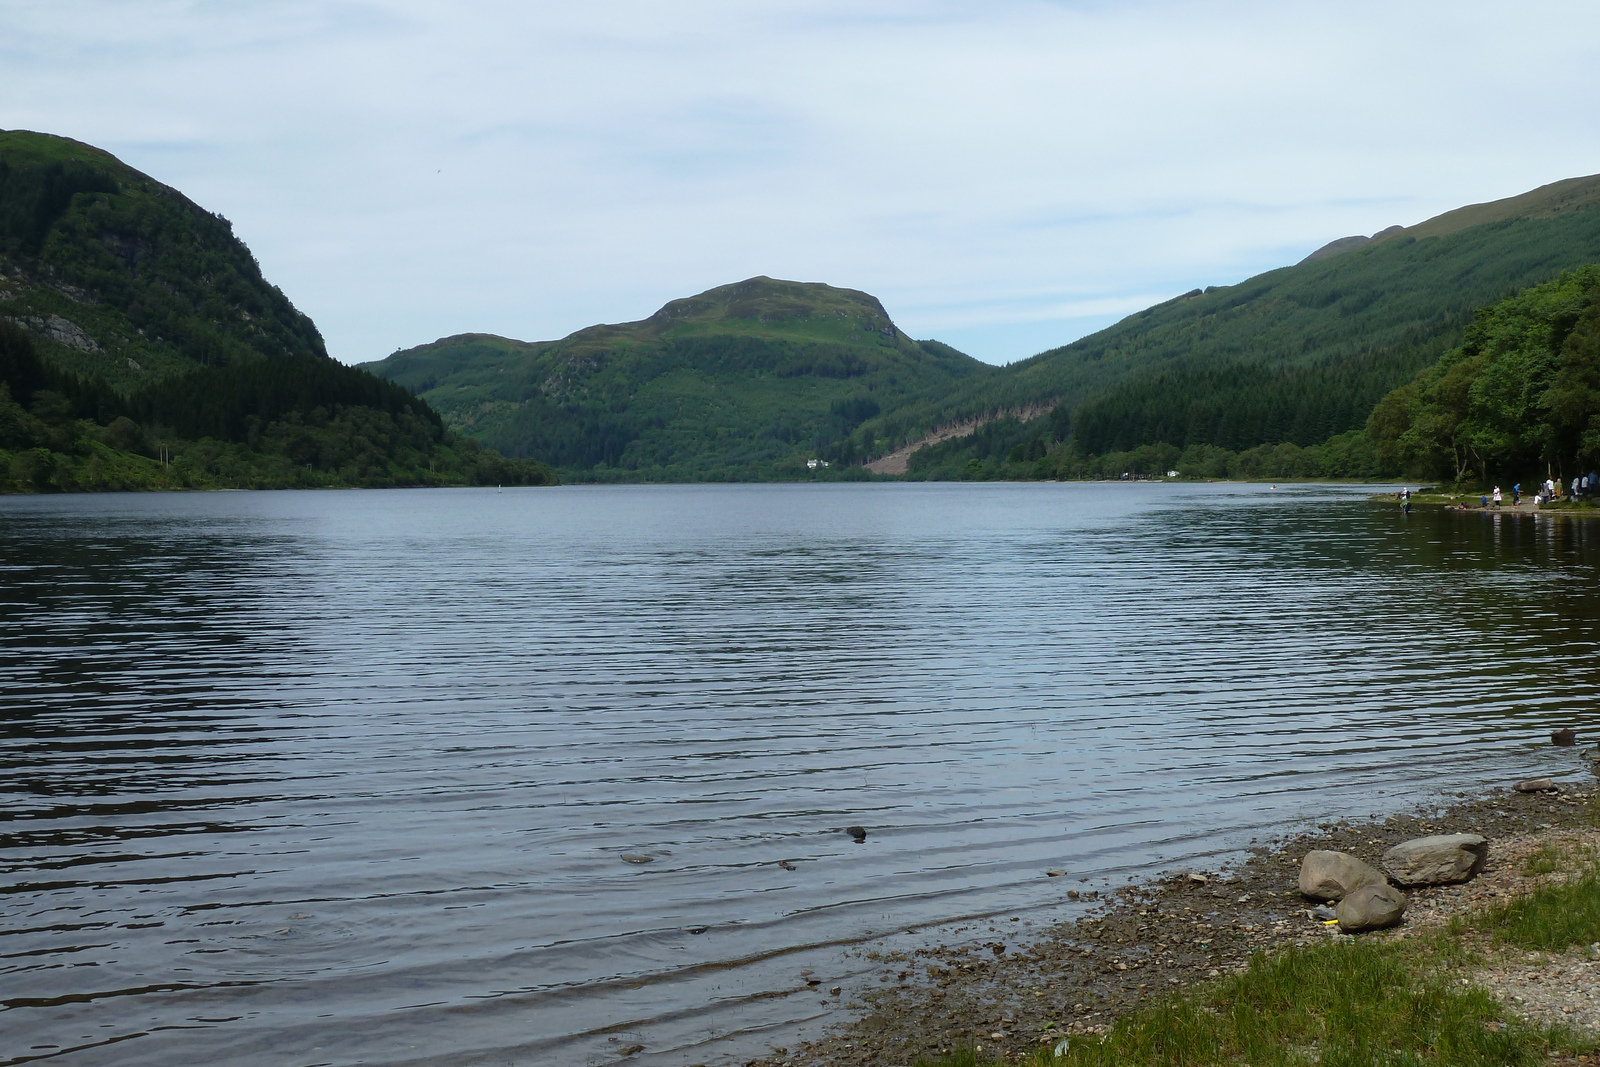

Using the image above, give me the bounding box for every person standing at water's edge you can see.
[1513,483,1521,506]
[1493,486,1502,508]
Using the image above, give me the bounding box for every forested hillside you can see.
[0,130,555,492]
[362,276,993,480]
[0,130,326,388]
[899,174,1600,478]
[905,266,1600,488]
[1368,265,1600,485]
[14,126,1596,491]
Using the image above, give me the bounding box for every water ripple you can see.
[1,483,1596,1066]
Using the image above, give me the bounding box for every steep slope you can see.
[362,276,994,479]
[0,130,555,491]
[0,130,326,390]
[891,173,1600,474]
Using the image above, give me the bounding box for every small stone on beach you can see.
[1515,778,1558,793]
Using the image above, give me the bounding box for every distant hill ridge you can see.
[361,276,993,479]
[648,275,902,333]
[1299,175,1600,266]
[1300,225,1404,264]
[391,276,908,364]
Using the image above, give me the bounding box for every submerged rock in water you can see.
[1336,882,1407,932]
[1552,727,1577,746]
[1381,833,1487,886]
[1297,850,1386,901]
[620,853,655,864]
[846,825,867,842]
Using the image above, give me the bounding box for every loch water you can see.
[3,482,1599,1067]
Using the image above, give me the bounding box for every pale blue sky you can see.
[5,0,1600,365]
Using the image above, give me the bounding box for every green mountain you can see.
[888,173,1600,478]
[0,130,327,389]
[0,130,554,491]
[360,276,994,480]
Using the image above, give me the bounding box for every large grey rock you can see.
[1336,882,1407,932]
[1381,833,1487,886]
[1298,850,1387,901]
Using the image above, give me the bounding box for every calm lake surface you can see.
[3,482,1598,1066]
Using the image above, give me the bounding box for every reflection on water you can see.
[2,484,1598,1066]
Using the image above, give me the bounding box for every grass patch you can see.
[1478,865,1600,952]
[914,1049,989,1067]
[918,939,1580,1067]
[1522,843,1566,875]
[1050,942,1548,1067]
[914,851,1600,1067]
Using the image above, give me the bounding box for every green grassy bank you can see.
[918,836,1600,1067]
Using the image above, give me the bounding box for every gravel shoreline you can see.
[736,776,1599,1067]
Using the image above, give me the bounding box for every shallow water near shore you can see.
[3,482,1598,1067]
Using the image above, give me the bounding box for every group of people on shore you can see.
[1531,473,1600,505]
[1408,472,1600,511]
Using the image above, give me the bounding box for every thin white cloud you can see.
[4,0,1600,364]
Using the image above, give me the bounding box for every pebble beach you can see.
[739,756,1600,1067]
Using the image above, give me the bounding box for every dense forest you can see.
[1367,265,1600,485]
[0,322,553,492]
[0,130,555,493]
